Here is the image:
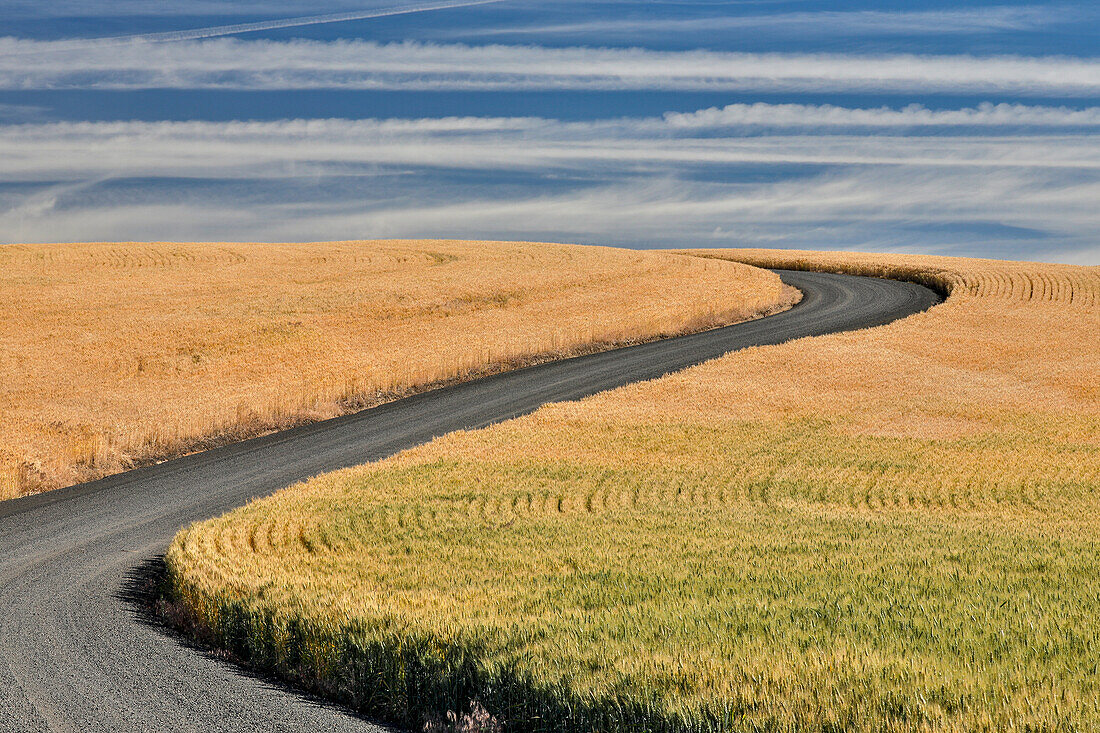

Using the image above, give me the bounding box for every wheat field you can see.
[166,250,1099,731]
[0,240,793,499]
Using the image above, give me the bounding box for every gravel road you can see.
[0,269,940,732]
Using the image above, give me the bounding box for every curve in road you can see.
[0,270,940,733]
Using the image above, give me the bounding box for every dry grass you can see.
[0,240,793,499]
[166,250,1100,730]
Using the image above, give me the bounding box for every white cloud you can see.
[475,5,1082,39]
[0,106,1097,263]
[3,168,1096,264]
[4,37,1100,94]
[662,102,1100,129]
[1,0,391,18]
[3,113,1099,181]
[87,0,505,43]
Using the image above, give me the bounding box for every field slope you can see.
[166,251,1098,732]
[0,240,793,499]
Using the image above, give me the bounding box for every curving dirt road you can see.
[0,270,940,732]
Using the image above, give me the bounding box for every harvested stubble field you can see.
[0,240,792,499]
[166,250,1100,732]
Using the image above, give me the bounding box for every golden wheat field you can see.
[0,240,793,500]
[166,250,1099,732]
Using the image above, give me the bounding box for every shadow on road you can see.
[116,556,403,731]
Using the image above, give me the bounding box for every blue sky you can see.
[1,0,1098,263]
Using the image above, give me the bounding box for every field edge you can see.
[154,257,957,732]
[1,242,798,502]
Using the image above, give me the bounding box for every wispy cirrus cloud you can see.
[1,106,1095,176]
[4,167,1097,264]
[473,4,1086,39]
[1,0,394,18]
[3,107,1099,180]
[1,105,1098,264]
[5,37,1100,94]
[662,102,1100,129]
[82,0,505,44]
